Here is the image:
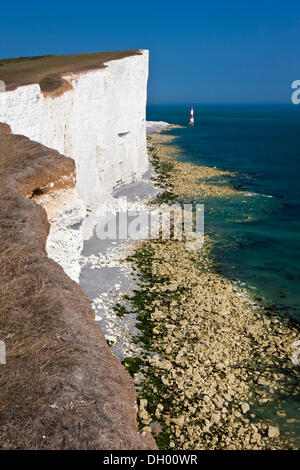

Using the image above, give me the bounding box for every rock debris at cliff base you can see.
[116,128,300,450]
[79,174,163,362]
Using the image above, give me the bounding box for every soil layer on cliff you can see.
[0,50,142,93]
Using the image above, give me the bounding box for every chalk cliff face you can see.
[0,50,149,208]
[37,187,86,282]
[0,51,149,282]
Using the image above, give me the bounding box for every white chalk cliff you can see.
[0,50,149,282]
[0,51,149,206]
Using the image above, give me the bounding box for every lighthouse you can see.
[188,106,194,126]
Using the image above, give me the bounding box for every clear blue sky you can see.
[1,0,299,103]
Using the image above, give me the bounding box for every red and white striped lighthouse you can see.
[188,106,194,126]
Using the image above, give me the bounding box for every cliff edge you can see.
[0,127,155,449]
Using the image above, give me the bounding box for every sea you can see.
[147,104,300,323]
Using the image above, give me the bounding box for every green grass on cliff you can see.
[0,50,141,92]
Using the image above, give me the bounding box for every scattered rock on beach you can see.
[241,403,250,414]
[268,426,280,438]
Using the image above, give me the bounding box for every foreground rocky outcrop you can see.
[0,129,155,449]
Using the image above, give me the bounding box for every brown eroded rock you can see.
[0,122,11,135]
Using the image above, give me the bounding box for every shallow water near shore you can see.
[147,104,300,321]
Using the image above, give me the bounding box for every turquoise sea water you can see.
[147,104,300,321]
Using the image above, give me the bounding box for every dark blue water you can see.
[147,104,300,320]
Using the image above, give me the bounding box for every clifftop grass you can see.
[0,50,142,93]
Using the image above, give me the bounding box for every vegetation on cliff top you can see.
[0,50,142,93]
